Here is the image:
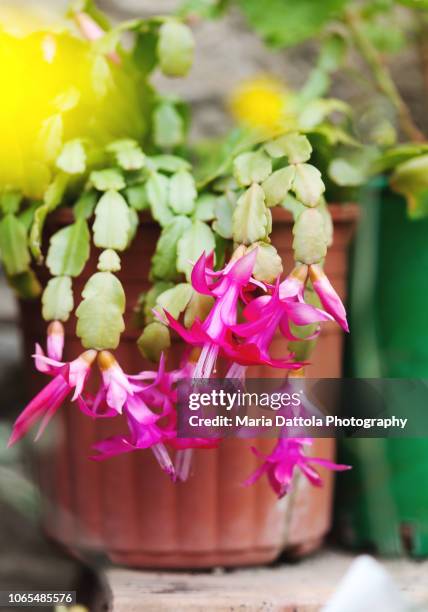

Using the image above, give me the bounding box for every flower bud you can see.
[309,264,348,332]
[47,320,65,362]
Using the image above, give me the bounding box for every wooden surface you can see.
[103,549,428,611]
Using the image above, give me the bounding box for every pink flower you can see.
[74,12,121,64]
[164,249,259,378]
[89,351,175,477]
[8,322,96,446]
[309,264,349,332]
[133,356,220,482]
[279,263,308,300]
[136,359,220,479]
[90,352,217,480]
[245,437,351,498]
[90,394,174,473]
[160,386,220,452]
[228,276,332,368]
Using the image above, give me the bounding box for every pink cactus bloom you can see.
[79,352,174,419]
[161,390,220,452]
[228,272,333,368]
[90,393,175,477]
[309,264,349,332]
[161,384,219,483]
[245,437,351,498]
[89,351,175,477]
[134,355,220,481]
[147,358,221,483]
[8,322,96,446]
[163,249,259,378]
[74,12,120,64]
[139,360,220,454]
[161,361,221,481]
[279,263,308,300]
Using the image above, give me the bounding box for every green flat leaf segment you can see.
[142,281,175,325]
[93,190,131,251]
[90,168,126,192]
[265,133,312,164]
[233,151,272,186]
[232,183,270,244]
[155,282,194,321]
[0,191,22,216]
[42,276,74,322]
[177,220,216,280]
[46,218,90,277]
[98,249,121,272]
[293,208,328,264]
[391,155,428,219]
[76,271,125,350]
[138,321,171,362]
[153,103,184,149]
[292,163,325,207]
[262,166,296,207]
[56,140,86,175]
[146,172,174,227]
[157,21,195,77]
[0,214,30,276]
[249,242,283,282]
[169,170,197,214]
[29,174,69,262]
[151,216,192,281]
[148,155,191,173]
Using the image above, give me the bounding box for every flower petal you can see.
[309,457,352,472]
[227,248,258,285]
[286,301,333,326]
[8,375,70,446]
[91,436,134,460]
[242,295,272,321]
[309,264,349,332]
[32,350,64,373]
[191,251,216,296]
[163,310,208,345]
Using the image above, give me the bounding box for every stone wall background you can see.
[100,0,426,139]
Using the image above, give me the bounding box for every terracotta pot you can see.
[19,204,358,568]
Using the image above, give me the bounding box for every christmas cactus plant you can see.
[3,1,350,497]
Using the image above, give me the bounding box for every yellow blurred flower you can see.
[0,7,147,198]
[229,75,297,136]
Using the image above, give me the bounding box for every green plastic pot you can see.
[335,180,428,557]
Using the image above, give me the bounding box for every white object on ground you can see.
[322,555,411,612]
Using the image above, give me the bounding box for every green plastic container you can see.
[336,180,428,557]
